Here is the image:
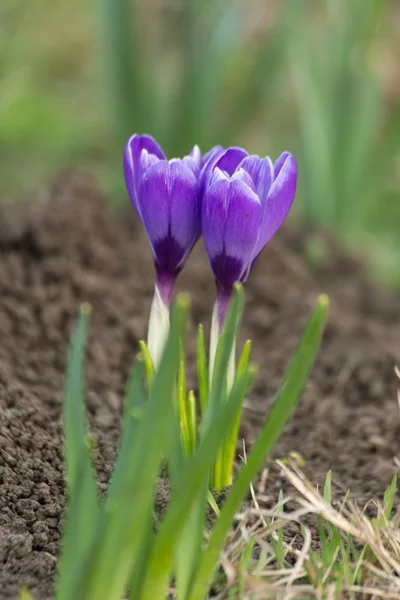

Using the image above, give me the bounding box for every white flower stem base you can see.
[147,284,171,369]
[209,300,235,390]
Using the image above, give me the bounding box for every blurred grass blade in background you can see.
[288,0,388,232]
[98,0,153,147]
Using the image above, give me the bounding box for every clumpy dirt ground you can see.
[0,172,399,599]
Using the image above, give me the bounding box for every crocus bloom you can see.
[124,134,202,307]
[202,147,297,329]
[124,134,202,365]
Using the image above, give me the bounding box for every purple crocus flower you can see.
[201,147,297,329]
[124,134,201,308]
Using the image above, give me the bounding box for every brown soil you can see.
[0,172,399,599]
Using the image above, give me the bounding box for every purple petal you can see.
[209,166,230,185]
[238,155,274,201]
[214,147,248,177]
[124,134,165,215]
[139,160,170,254]
[202,177,262,289]
[140,149,159,176]
[251,152,297,261]
[198,147,226,199]
[139,159,200,276]
[183,145,202,178]
[273,151,291,179]
[183,155,201,178]
[201,145,224,168]
[169,160,199,266]
[230,167,256,193]
[189,145,202,168]
[223,179,262,280]
[199,146,248,201]
[202,177,229,265]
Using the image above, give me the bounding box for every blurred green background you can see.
[1,0,399,284]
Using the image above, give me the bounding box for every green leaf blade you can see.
[190,294,329,599]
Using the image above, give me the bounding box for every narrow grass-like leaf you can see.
[197,324,209,416]
[324,470,332,505]
[138,340,155,389]
[220,340,252,487]
[207,285,244,490]
[187,390,197,454]
[209,284,243,403]
[175,485,208,600]
[76,296,189,600]
[383,473,397,520]
[190,294,329,599]
[106,358,145,503]
[178,353,190,456]
[57,305,100,600]
[239,538,255,597]
[275,490,284,568]
[98,0,153,147]
[207,490,220,518]
[138,368,256,600]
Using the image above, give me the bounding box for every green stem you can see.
[209,300,236,490]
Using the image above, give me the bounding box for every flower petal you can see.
[202,176,261,288]
[223,179,262,280]
[202,177,229,265]
[199,146,248,201]
[251,152,297,261]
[198,147,225,199]
[189,145,202,169]
[238,155,273,201]
[124,134,165,215]
[140,149,159,176]
[139,160,170,255]
[139,159,200,275]
[230,167,256,192]
[214,147,248,177]
[273,151,291,178]
[169,160,200,266]
[201,145,224,168]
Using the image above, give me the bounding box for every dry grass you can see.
[212,455,400,600]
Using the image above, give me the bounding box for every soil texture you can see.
[0,172,399,599]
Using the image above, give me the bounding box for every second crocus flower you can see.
[202,147,297,331]
[201,147,296,382]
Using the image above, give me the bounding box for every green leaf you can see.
[197,324,209,417]
[187,390,197,455]
[207,284,244,490]
[77,296,189,600]
[138,367,256,600]
[138,341,155,389]
[190,294,329,599]
[383,473,397,520]
[175,486,208,600]
[220,340,252,487]
[324,470,332,505]
[178,351,190,456]
[98,0,154,149]
[204,283,244,431]
[106,358,145,503]
[57,305,100,600]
